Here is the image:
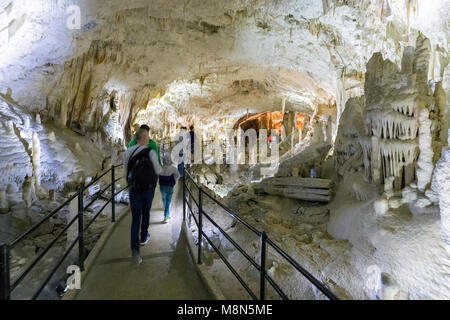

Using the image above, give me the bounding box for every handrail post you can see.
[198,187,203,265]
[0,243,10,300]
[111,165,115,223]
[182,175,186,222]
[78,188,85,272]
[260,231,267,300]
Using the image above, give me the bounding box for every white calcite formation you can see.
[48,131,56,142]
[21,175,35,208]
[31,132,41,189]
[360,35,437,191]
[416,108,434,191]
[0,0,449,301]
[430,130,450,253]
[0,190,9,214]
[1,0,447,140]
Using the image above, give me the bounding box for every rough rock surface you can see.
[1,0,450,300]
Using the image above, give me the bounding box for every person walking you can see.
[174,126,188,176]
[128,124,161,164]
[123,127,162,265]
[159,152,180,223]
[189,125,195,165]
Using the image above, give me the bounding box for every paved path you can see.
[76,183,213,300]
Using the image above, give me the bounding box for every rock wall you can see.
[44,40,125,132]
[359,35,442,192]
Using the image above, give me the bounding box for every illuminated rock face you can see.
[360,35,438,191]
[1,0,448,139]
[431,131,450,253]
[0,0,449,300]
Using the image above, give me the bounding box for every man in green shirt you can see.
[128,124,161,164]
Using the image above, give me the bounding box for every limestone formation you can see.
[431,130,450,253]
[360,36,438,191]
[22,175,35,208]
[48,131,56,142]
[0,190,9,214]
[0,0,449,301]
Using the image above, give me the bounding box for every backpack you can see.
[127,147,158,192]
[159,174,176,187]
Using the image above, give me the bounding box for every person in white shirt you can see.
[159,151,180,222]
[123,128,162,265]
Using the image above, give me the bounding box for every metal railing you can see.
[182,169,339,300]
[0,164,127,300]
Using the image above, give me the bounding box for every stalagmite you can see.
[374,197,389,215]
[22,175,36,208]
[24,116,30,129]
[48,131,56,142]
[6,120,13,133]
[49,189,55,201]
[416,108,434,192]
[0,190,9,214]
[370,136,381,184]
[75,142,83,154]
[384,176,395,199]
[31,132,42,189]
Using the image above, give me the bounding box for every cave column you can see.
[371,136,381,184]
[416,108,434,191]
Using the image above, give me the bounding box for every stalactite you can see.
[364,110,418,140]
[379,140,417,180]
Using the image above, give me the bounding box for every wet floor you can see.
[76,183,214,300]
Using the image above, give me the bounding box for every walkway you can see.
[76,183,213,300]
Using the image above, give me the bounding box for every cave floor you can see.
[75,183,214,300]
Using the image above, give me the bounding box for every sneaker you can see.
[140,233,151,245]
[164,216,172,223]
[132,252,142,265]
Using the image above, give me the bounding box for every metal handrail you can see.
[84,168,112,190]
[201,210,261,271]
[9,192,79,249]
[84,182,113,211]
[183,168,339,301]
[186,178,260,270]
[184,170,261,237]
[201,189,262,237]
[266,237,339,300]
[201,230,258,300]
[0,164,126,300]
[31,237,79,300]
[185,184,200,210]
[186,200,199,228]
[10,213,79,292]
